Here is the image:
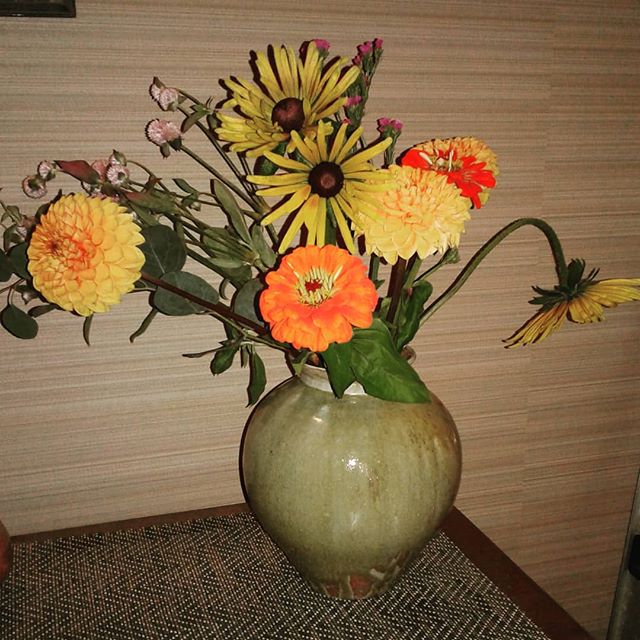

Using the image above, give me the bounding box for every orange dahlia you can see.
[27,194,145,316]
[401,137,498,208]
[259,245,377,352]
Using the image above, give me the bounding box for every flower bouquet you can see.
[1,37,639,596]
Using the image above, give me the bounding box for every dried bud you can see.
[37,160,56,181]
[22,175,47,199]
[106,164,130,187]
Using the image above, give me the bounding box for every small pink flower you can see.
[377,117,403,133]
[344,95,362,107]
[106,163,130,186]
[357,41,373,56]
[22,176,47,199]
[312,38,330,53]
[352,54,362,66]
[146,119,182,146]
[91,159,109,181]
[373,38,384,49]
[342,117,352,126]
[37,160,56,181]
[149,81,162,102]
[158,87,179,111]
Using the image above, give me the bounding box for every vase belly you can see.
[241,375,462,598]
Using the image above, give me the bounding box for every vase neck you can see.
[299,365,366,396]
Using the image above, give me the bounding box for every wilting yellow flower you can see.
[354,164,470,265]
[504,265,640,348]
[248,122,391,253]
[27,194,145,316]
[216,42,360,157]
[402,137,498,208]
[260,244,377,353]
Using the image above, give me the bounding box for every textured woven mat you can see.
[0,512,550,640]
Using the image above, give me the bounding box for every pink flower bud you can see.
[312,39,330,53]
[149,81,162,102]
[91,159,109,181]
[22,176,47,199]
[357,41,373,56]
[158,87,179,111]
[345,95,362,107]
[351,54,362,66]
[377,117,403,133]
[37,160,56,181]
[146,119,182,146]
[373,38,384,49]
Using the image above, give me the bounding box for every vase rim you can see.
[298,364,366,396]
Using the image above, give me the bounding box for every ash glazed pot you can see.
[241,365,462,598]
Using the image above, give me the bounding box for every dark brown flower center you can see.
[271,97,305,133]
[308,162,344,198]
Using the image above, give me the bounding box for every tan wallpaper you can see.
[1,1,639,637]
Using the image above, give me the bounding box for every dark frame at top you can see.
[0,0,76,17]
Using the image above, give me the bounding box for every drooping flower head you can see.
[260,244,378,353]
[353,164,471,265]
[146,119,182,146]
[215,42,360,157]
[27,194,145,316]
[248,122,392,253]
[402,137,498,208]
[504,259,640,347]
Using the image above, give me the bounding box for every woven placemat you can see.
[0,512,549,640]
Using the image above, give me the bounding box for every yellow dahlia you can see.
[354,164,471,265]
[504,260,640,347]
[260,244,377,353]
[402,137,498,208]
[215,42,360,157]
[27,194,145,316]
[248,122,392,253]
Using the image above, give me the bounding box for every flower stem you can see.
[419,218,569,325]
[386,257,407,324]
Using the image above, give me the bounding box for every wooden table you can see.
[8,504,593,640]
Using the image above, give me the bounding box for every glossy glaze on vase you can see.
[241,366,462,599]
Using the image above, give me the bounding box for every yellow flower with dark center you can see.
[248,122,392,253]
[27,194,145,316]
[504,260,640,347]
[353,164,471,265]
[215,42,360,157]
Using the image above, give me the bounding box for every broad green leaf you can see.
[350,319,430,403]
[129,308,158,343]
[174,178,197,194]
[3,224,18,252]
[395,281,433,350]
[232,278,264,325]
[247,350,266,406]
[250,223,276,269]
[140,225,187,278]
[213,180,251,245]
[9,243,30,280]
[0,250,13,282]
[153,271,219,316]
[210,344,238,375]
[290,351,311,376]
[322,342,356,399]
[82,315,93,346]
[1,304,38,339]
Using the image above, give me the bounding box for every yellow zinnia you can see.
[27,194,145,316]
[215,42,360,157]
[354,164,471,265]
[504,261,640,347]
[248,122,392,253]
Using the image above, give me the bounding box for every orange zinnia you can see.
[260,245,378,353]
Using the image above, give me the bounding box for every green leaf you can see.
[124,190,176,215]
[174,178,197,194]
[395,281,433,350]
[350,319,430,403]
[8,243,30,280]
[322,342,356,399]
[153,271,219,316]
[213,180,251,245]
[3,224,18,252]
[28,303,57,318]
[129,308,158,343]
[247,350,267,406]
[0,250,13,282]
[250,223,276,269]
[232,278,264,325]
[210,343,238,375]
[140,225,187,278]
[290,351,311,376]
[1,304,38,339]
[82,315,93,346]
[253,142,286,176]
